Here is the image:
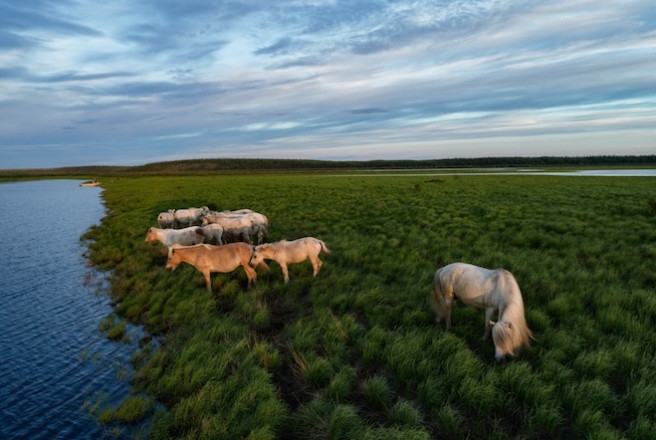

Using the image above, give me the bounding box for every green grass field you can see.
[84,171,656,439]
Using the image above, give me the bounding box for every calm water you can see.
[0,180,134,439]
[330,168,656,177]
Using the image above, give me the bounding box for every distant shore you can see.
[1,155,655,179]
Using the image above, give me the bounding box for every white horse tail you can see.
[319,240,331,255]
[431,268,453,327]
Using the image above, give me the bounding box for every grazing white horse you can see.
[249,237,330,283]
[173,206,209,228]
[165,243,262,292]
[251,220,267,245]
[202,209,269,244]
[431,262,533,361]
[145,226,205,255]
[197,223,224,245]
[157,210,175,228]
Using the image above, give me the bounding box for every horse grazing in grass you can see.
[145,226,205,256]
[197,223,224,245]
[173,206,209,228]
[157,210,175,228]
[202,209,269,244]
[431,262,533,361]
[166,243,265,292]
[249,237,330,283]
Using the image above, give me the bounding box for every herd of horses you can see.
[146,206,331,289]
[146,206,532,361]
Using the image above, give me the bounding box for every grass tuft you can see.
[114,395,151,424]
[328,366,356,402]
[362,375,394,410]
[328,404,364,440]
[389,399,424,429]
[304,357,333,389]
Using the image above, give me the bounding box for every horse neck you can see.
[257,245,277,257]
[498,294,527,327]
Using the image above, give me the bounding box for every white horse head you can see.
[489,320,532,361]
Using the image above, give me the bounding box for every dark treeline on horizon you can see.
[2,155,656,177]
[139,154,656,172]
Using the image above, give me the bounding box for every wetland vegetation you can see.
[79,169,656,439]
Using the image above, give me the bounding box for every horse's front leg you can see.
[243,264,257,288]
[280,263,290,283]
[203,271,213,293]
[444,299,453,330]
[483,307,496,339]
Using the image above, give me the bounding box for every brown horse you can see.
[165,243,264,292]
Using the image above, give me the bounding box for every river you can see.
[0,180,134,439]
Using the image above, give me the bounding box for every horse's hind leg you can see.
[430,290,452,329]
[311,255,323,277]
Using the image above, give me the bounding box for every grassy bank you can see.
[85,172,656,439]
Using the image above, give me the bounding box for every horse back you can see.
[439,262,491,291]
[289,237,324,260]
[437,263,505,307]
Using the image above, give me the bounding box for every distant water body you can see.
[0,180,134,440]
[542,169,656,176]
[327,168,656,177]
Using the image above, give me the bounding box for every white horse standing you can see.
[202,209,268,244]
[173,206,209,228]
[145,226,205,256]
[197,223,224,245]
[430,262,533,361]
[157,210,175,228]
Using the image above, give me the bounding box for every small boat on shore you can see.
[79,179,101,187]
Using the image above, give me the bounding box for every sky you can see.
[1,0,655,169]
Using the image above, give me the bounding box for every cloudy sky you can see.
[1,0,654,169]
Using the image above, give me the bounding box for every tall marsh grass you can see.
[85,172,656,438]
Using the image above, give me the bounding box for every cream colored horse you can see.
[145,226,205,256]
[249,237,330,283]
[173,206,209,228]
[202,209,269,244]
[166,243,264,292]
[431,262,533,360]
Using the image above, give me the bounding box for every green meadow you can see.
[84,171,656,439]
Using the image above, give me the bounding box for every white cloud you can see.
[0,0,654,168]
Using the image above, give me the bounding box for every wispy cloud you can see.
[0,0,654,168]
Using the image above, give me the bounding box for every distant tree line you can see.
[117,155,656,173]
[1,155,655,178]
